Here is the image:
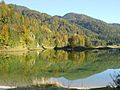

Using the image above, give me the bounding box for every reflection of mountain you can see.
[0,50,120,86]
[46,69,120,89]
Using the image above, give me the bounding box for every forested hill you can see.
[63,13,120,45]
[0,2,120,50]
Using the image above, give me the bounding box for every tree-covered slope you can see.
[0,2,120,50]
[0,2,89,49]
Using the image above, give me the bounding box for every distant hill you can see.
[63,13,120,45]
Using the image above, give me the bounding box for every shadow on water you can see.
[0,50,120,89]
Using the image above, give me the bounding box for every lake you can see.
[0,50,120,89]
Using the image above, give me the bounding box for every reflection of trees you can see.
[38,50,86,73]
[0,50,92,85]
[40,50,68,61]
[0,50,120,86]
[0,52,38,86]
[68,51,86,64]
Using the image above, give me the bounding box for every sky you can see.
[2,0,120,23]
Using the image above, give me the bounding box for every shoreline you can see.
[0,45,120,52]
[0,86,16,89]
[0,47,43,52]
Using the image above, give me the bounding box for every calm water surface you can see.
[0,50,120,89]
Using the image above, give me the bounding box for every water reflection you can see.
[0,50,120,89]
[46,69,120,89]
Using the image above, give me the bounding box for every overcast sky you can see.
[3,0,120,23]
